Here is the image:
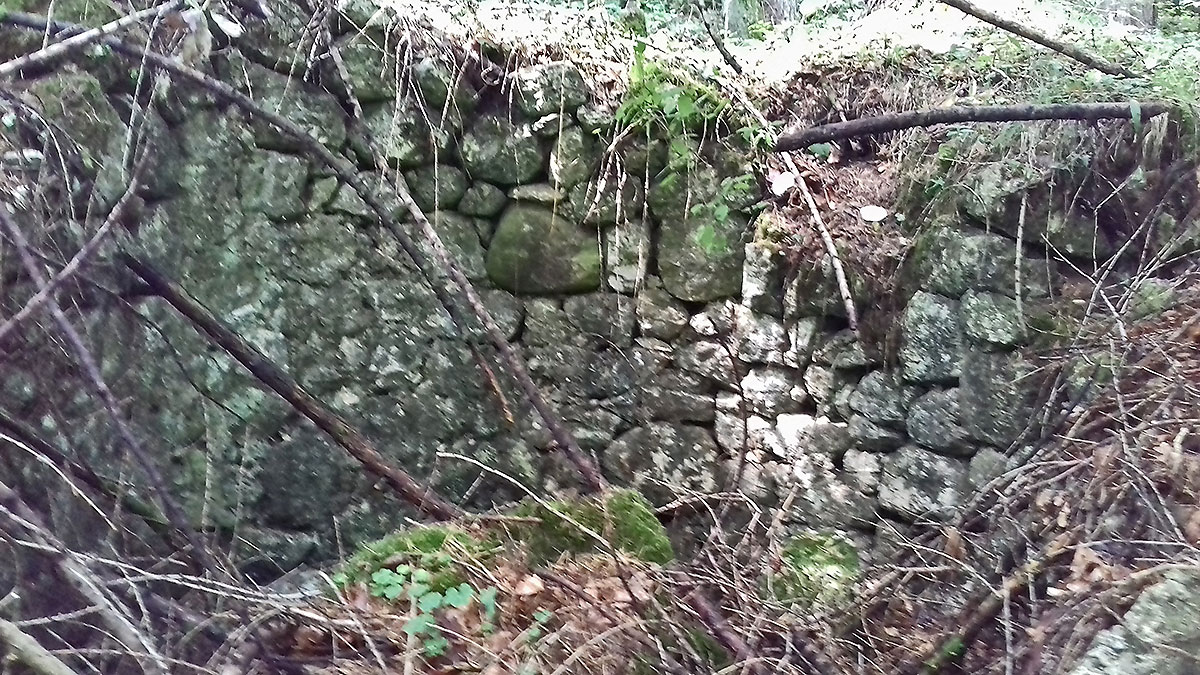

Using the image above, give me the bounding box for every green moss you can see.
[338,525,496,592]
[509,489,673,566]
[770,533,859,609]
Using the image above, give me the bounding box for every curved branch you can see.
[774,101,1173,151]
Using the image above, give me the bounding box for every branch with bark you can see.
[936,0,1137,77]
[774,101,1172,151]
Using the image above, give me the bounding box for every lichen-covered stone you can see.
[961,291,1026,347]
[561,293,636,347]
[742,240,787,317]
[637,288,689,340]
[782,318,821,369]
[910,225,1050,299]
[550,125,598,189]
[509,61,589,117]
[742,367,805,416]
[803,364,851,412]
[842,449,881,493]
[412,56,478,113]
[337,38,396,103]
[906,388,972,456]
[641,370,715,423]
[246,64,347,152]
[485,204,600,294]
[362,99,454,169]
[785,254,867,320]
[780,454,877,528]
[847,414,905,452]
[1068,571,1200,675]
[603,423,721,505]
[603,219,651,293]
[460,117,544,185]
[848,371,918,428]
[242,151,308,220]
[675,341,736,386]
[567,176,643,227]
[733,308,788,364]
[458,182,508,217]
[878,445,966,521]
[25,71,121,168]
[959,348,1033,446]
[775,414,853,459]
[403,164,468,212]
[966,447,1010,490]
[900,291,963,384]
[431,211,487,281]
[575,102,615,134]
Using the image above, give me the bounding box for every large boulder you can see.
[908,225,1050,299]
[1068,571,1200,675]
[878,446,966,521]
[848,371,918,428]
[460,117,545,185]
[485,204,600,294]
[961,290,1027,347]
[900,291,963,384]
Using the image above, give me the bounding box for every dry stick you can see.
[0,617,83,675]
[695,4,742,75]
[0,207,224,583]
[682,590,763,675]
[0,12,605,494]
[119,255,464,521]
[726,85,860,335]
[775,101,1173,151]
[0,480,167,675]
[935,0,1136,78]
[0,1,179,78]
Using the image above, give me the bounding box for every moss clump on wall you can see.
[509,489,674,566]
[770,533,859,609]
[336,525,496,591]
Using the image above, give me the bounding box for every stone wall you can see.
[0,4,1060,573]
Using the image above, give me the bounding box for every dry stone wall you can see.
[0,2,1058,574]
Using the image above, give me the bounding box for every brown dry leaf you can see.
[292,625,326,655]
[943,527,966,561]
[514,574,545,596]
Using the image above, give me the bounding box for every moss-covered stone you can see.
[485,204,600,294]
[25,71,121,169]
[360,99,455,169]
[337,525,496,591]
[770,533,859,608]
[404,164,468,212]
[509,489,673,566]
[458,182,508,217]
[460,117,545,185]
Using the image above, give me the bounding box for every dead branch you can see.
[774,101,1172,151]
[695,4,742,75]
[0,11,606,494]
[0,1,179,78]
[0,617,82,675]
[935,0,1137,77]
[120,254,465,522]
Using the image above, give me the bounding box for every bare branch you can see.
[120,255,465,521]
[0,617,82,675]
[774,101,1172,151]
[936,0,1137,77]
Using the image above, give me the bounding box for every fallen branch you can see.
[0,1,179,78]
[695,4,742,75]
[0,11,606,494]
[120,255,465,522]
[0,618,82,675]
[936,0,1136,77]
[774,101,1172,151]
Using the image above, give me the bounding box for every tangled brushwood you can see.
[2,0,1200,674]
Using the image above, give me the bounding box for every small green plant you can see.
[747,20,771,40]
[365,561,498,658]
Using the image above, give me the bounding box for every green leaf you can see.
[534,609,553,623]
[422,635,449,657]
[713,203,730,223]
[443,583,475,609]
[480,587,498,621]
[1130,100,1143,135]
[408,582,431,600]
[382,584,405,601]
[411,568,432,583]
[418,591,444,612]
[675,91,697,121]
[371,569,398,586]
[807,143,833,159]
[404,613,436,636]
